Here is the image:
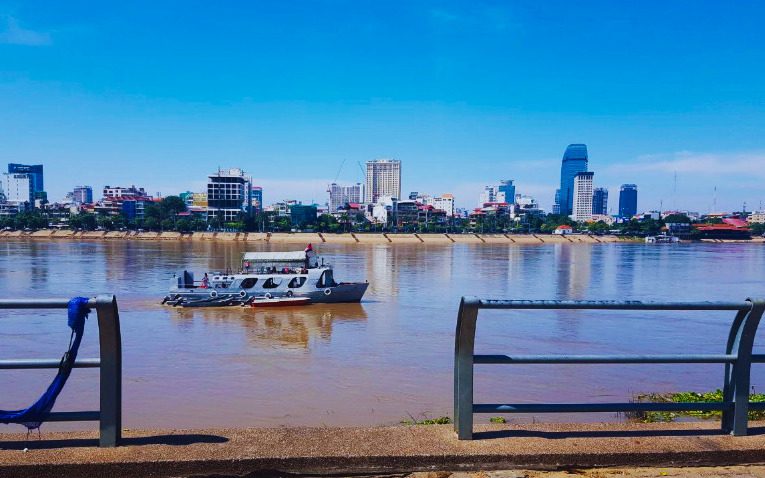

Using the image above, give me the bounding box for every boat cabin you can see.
[240,250,319,273]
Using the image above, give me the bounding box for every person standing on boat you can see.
[201,273,210,288]
[304,243,314,269]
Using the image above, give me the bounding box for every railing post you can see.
[95,294,122,447]
[454,296,479,440]
[722,308,748,433]
[728,299,764,436]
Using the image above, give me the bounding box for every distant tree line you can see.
[2,199,762,236]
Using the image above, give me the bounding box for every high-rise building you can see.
[328,183,362,213]
[572,172,594,222]
[497,180,516,204]
[251,186,263,213]
[618,184,638,218]
[73,186,93,204]
[592,187,608,215]
[8,164,43,195]
[207,168,252,222]
[479,185,498,205]
[365,159,401,203]
[554,144,588,216]
[1,173,33,204]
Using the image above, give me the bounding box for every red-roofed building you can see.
[694,222,751,240]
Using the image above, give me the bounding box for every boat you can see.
[162,245,369,307]
[249,297,311,308]
[645,234,680,244]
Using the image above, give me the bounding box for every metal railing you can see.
[0,295,122,447]
[454,297,765,440]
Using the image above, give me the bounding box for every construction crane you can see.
[333,158,347,184]
[357,161,366,183]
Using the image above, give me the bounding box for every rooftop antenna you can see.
[673,170,677,210]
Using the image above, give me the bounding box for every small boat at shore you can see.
[250,297,311,308]
[163,244,369,307]
[645,234,680,244]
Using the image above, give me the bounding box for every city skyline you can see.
[1,2,764,211]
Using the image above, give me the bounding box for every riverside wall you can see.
[1,229,763,244]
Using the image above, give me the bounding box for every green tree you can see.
[144,217,160,231]
[663,213,691,224]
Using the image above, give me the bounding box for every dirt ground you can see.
[411,467,765,478]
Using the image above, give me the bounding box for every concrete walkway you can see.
[3,422,765,477]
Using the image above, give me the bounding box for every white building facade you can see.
[479,185,498,205]
[2,173,32,204]
[748,211,765,224]
[328,183,362,213]
[365,159,401,203]
[424,194,455,217]
[571,171,594,222]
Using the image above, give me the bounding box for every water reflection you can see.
[3,239,765,430]
[170,303,367,349]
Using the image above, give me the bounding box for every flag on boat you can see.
[305,243,313,253]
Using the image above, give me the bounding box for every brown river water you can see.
[1,240,764,431]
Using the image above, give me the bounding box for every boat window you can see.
[288,277,307,288]
[262,278,282,289]
[240,278,258,289]
[316,270,337,288]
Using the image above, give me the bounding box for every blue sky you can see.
[1,1,764,212]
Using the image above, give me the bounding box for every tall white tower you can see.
[365,159,401,203]
[571,172,594,222]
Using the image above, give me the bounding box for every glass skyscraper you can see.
[554,144,588,216]
[8,163,44,194]
[592,187,608,215]
[618,184,638,218]
[497,180,516,204]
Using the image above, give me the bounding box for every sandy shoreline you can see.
[1,229,763,245]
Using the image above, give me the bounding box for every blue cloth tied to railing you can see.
[1,297,90,429]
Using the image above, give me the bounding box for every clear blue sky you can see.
[1,1,764,212]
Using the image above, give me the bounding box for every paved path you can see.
[3,422,765,477]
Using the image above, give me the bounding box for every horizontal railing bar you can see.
[0,358,100,369]
[45,411,100,422]
[474,354,737,364]
[473,299,750,311]
[748,402,765,410]
[474,402,734,414]
[752,354,765,362]
[0,298,95,310]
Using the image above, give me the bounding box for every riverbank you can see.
[3,422,765,477]
[2,229,762,245]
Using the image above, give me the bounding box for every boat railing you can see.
[0,295,122,447]
[454,297,765,440]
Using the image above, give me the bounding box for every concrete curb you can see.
[5,423,765,478]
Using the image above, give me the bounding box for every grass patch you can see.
[628,389,765,423]
[489,416,507,423]
[400,415,452,425]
